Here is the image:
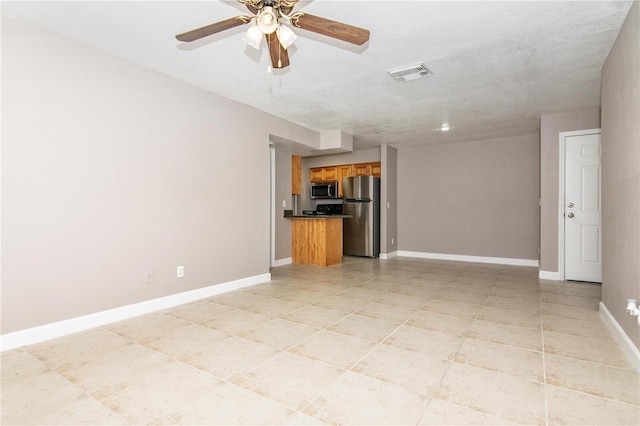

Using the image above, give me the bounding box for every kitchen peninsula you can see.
[287,215,351,267]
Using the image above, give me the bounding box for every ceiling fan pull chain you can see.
[278,40,282,68]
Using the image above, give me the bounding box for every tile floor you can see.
[2,257,639,425]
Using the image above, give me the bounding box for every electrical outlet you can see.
[145,271,154,283]
[391,237,395,245]
[282,200,287,208]
[177,266,184,278]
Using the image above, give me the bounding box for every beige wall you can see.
[397,134,540,261]
[381,145,398,255]
[1,17,318,333]
[601,1,640,350]
[539,109,601,273]
[273,147,294,262]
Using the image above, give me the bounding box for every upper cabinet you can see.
[309,166,342,182]
[371,162,381,178]
[353,163,372,176]
[310,165,339,182]
[338,164,354,179]
[291,155,301,195]
[337,165,354,198]
[310,167,324,182]
[323,166,339,182]
[310,161,381,197]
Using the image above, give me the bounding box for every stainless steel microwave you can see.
[311,181,339,199]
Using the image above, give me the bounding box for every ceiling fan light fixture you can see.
[176,2,371,71]
[277,25,297,50]
[243,23,263,49]
[257,6,278,34]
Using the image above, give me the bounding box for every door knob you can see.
[567,213,574,218]
[568,202,574,208]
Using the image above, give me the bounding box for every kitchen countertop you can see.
[286,214,352,219]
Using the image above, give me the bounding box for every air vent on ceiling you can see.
[387,63,433,83]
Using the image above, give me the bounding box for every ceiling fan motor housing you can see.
[244,0,295,16]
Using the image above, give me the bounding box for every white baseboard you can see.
[397,251,539,267]
[1,273,271,352]
[539,270,563,281]
[380,251,398,260]
[599,302,640,372]
[272,257,292,267]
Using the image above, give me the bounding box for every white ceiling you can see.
[1,1,633,150]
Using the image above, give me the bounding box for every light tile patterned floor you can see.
[2,257,639,425]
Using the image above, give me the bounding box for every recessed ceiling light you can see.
[438,123,453,131]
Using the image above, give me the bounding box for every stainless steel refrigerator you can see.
[342,176,380,258]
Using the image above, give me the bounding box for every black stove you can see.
[315,203,344,215]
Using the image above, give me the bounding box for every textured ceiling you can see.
[1,1,633,150]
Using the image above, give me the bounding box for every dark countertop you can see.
[285,214,353,219]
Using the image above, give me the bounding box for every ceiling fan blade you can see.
[266,33,290,69]
[176,16,250,42]
[291,13,370,45]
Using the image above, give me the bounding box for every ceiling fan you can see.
[175,0,370,69]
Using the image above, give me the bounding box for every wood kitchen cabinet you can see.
[337,164,354,180]
[371,162,381,177]
[310,161,381,196]
[291,155,301,195]
[310,167,325,182]
[310,166,339,182]
[291,217,344,267]
[322,166,339,182]
[337,164,354,197]
[353,163,372,176]
[311,163,379,181]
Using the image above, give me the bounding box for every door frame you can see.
[557,128,601,280]
[269,146,276,268]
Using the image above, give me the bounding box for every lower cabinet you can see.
[291,218,344,267]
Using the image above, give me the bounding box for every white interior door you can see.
[564,133,602,282]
